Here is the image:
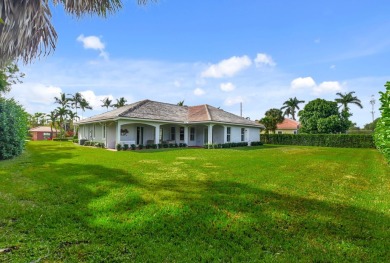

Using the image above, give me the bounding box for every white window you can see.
[241,128,245,142]
[278,131,283,134]
[170,127,176,140]
[227,127,231,142]
[179,127,185,140]
[190,127,195,141]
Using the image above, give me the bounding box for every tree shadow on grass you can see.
[2,144,389,262]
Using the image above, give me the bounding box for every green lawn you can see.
[0,141,389,262]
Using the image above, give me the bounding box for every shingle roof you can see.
[29,126,57,132]
[277,118,300,130]
[78,99,263,128]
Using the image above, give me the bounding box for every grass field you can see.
[0,141,389,262]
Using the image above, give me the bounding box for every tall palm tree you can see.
[54,92,70,107]
[0,1,152,67]
[69,92,83,116]
[55,106,70,138]
[79,98,92,117]
[177,100,185,106]
[48,111,57,139]
[112,97,127,108]
[335,91,363,112]
[280,97,305,120]
[101,97,112,111]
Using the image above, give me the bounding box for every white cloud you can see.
[254,53,276,67]
[220,82,236,92]
[193,88,205,96]
[173,80,181,87]
[314,38,321,44]
[314,81,342,95]
[330,65,336,69]
[224,96,244,106]
[80,90,114,110]
[291,77,316,90]
[201,55,252,78]
[77,34,109,60]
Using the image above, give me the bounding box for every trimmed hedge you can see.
[260,134,375,148]
[53,138,70,142]
[0,98,28,160]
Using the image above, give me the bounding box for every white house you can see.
[76,99,264,149]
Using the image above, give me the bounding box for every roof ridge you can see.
[119,99,150,117]
[204,104,212,121]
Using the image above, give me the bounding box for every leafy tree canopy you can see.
[298,98,350,134]
[260,108,284,134]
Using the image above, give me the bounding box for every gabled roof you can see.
[29,126,57,132]
[277,118,300,130]
[77,99,263,128]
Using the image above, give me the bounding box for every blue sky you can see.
[8,0,390,127]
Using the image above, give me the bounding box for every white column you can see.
[184,126,189,145]
[155,124,160,148]
[116,120,121,147]
[208,124,214,144]
[223,126,227,143]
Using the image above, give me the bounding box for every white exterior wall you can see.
[212,125,224,144]
[248,127,260,144]
[107,123,116,149]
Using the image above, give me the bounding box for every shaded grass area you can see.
[0,141,389,262]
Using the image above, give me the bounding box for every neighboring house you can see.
[275,118,300,134]
[29,126,58,140]
[76,99,264,149]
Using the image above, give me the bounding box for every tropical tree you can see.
[280,97,305,120]
[69,92,83,116]
[0,62,24,95]
[335,91,363,112]
[177,100,185,106]
[259,108,284,134]
[298,98,350,134]
[0,1,152,67]
[101,97,112,111]
[54,92,70,107]
[54,106,70,138]
[112,97,127,108]
[48,110,57,139]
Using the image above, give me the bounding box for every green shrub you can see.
[151,144,158,149]
[53,138,69,142]
[138,144,144,150]
[261,134,375,148]
[250,141,263,146]
[179,143,187,147]
[130,144,136,150]
[73,139,78,143]
[168,143,174,148]
[0,98,28,160]
[158,143,163,149]
[374,82,390,162]
[100,143,105,148]
[123,144,129,150]
[145,144,151,149]
[163,143,169,148]
[116,144,122,151]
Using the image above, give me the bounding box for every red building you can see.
[29,126,58,141]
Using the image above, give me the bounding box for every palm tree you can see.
[177,100,185,106]
[112,97,127,108]
[101,97,112,111]
[69,92,83,116]
[0,1,152,67]
[335,91,363,112]
[280,97,305,120]
[48,111,57,139]
[55,106,70,138]
[54,92,70,107]
[79,98,92,117]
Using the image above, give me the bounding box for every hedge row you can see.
[0,98,28,160]
[374,82,390,163]
[260,134,375,148]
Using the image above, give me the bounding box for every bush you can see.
[374,82,390,162]
[138,144,144,150]
[123,144,129,150]
[0,98,28,160]
[163,143,169,148]
[151,144,158,149]
[145,144,151,149]
[130,144,136,150]
[179,143,187,147]
[73,139,78,143]
[261,134,375,148]
[53,138,69,141]
[250,141,263,146]
[116,143,122,151]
